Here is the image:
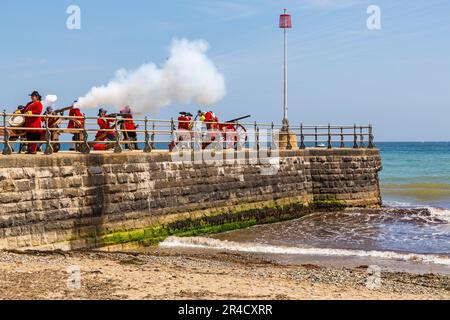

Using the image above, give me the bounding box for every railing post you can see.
[143,116,152,153]
[151,122,156,150]
[271,121,277,151]
[353,124,358,149]
[2,110,12,155]
[368,124,375,149]
[81,114,90,154]
[44,114,54,155]
[114,117,122,153]
[340,127,345,148]
[314,126,318,147]
[254,121,258,151]
[300,123,305,149]
[327,123,332,149]
[256,125,260,153]
[170,117,175,151]
[286,123,292,150]
[359,126,365,148]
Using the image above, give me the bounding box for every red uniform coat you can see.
[204,112,218,130]
[24,101,43,133]
[68,108,84,128]
[96,118,115,139]
[178,115,191,130]
[122,114,137,131]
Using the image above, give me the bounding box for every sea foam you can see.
[160,236,450,266]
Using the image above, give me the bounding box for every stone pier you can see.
[0,149,382,250]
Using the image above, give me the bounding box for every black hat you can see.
[29,91,41,97]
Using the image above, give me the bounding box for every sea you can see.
[161,142,450,274]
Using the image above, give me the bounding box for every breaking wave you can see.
[382,201,450,224]
[422,207,450,223]
[160,236,450,266]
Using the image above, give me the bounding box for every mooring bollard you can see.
[353,124,358,149]
[114,117,122,153]
[2,110,12,155]
[143,116,152,153]
[44,114,53,155]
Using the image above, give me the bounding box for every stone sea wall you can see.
[0,149,382,250]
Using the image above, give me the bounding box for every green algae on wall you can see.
[94,200,346,247]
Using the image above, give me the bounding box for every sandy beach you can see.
[0,248,449,300]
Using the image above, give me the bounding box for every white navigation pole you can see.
[280,9,292,131]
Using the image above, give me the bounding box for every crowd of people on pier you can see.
[6,90,139,154]
[5,90,228,154]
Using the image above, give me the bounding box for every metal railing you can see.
[0,110,375,155]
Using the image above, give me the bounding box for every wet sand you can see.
[0,248,449,300]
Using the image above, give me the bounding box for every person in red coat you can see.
[178,112,192,131]
[198,110,219,149]
[120,106,139,150]
[95,108,116,142]
[203,111,218,130]
[23,91,43,154]
[68,107,84,129]
[92,108,115,151]
[67,102,85,151]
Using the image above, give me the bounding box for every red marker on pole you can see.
[280,9,292,130]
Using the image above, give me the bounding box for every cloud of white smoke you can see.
[75,39,226,113]
[43,94,58,107]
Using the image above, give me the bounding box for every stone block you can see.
[88,166,103,175]
[68,176,83,187]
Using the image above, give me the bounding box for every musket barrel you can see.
[53,106,74,114]
[225,115,251,123]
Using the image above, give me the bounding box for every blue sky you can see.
[1,0,449,141]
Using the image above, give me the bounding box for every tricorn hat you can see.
[29,90,41,98]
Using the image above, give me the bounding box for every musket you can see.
[46,105,75,127]
[52,105,74,114]
[106,113,133,118]
[224,115,251,123]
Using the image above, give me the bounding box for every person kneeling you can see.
[94,108,116,151]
